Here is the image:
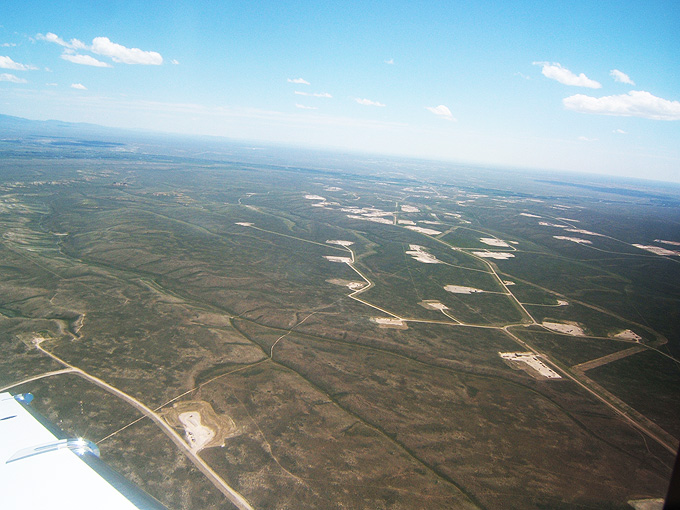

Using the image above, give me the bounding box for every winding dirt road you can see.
[32,337,255,510]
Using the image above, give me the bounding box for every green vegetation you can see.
[0,135,678,510]
[510,327,629,367]
[589,350,680,438]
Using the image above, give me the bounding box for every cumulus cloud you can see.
[355,98,385,107]
[91,37,162,65]
[425,104,455,120]
[37,32,68,46]
[60,53,112,67]
[0,73,26,83]
[70,83,87,90]
[37,32,87,50]
[38,32,162,65]
[0,56,37,71]
[288,77,310,85]
[534,62,601,88]
[610,69,635,85]
[295,104,318,110]
[295,91,332,98]
[563,90,680,120]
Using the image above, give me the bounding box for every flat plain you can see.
[0,127,679,509]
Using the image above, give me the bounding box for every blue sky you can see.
[1,0,679,182]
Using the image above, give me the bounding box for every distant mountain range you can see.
[2,113,679,197]
[0,113,134,139]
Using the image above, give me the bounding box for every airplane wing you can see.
[0,391,167,510]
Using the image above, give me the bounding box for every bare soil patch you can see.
[371,317,407,329]
[613,329,643,341]
[326,278,365,290]
[419,300,448,311]
[499,351,562,379]
[472,251,514,259]
[323,255,352,263]
[161,400,237,451]
[480,237,510,247]
[444,285,484,294]
[542,321,586,336]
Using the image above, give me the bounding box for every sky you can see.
[1,0,679,182]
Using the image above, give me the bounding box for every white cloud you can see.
[355,98,385,107]
[577,136,598,142]
[0,73,27,83]
[70,39,88,50]
[171,59,179,65]
[0,56,37,71]
[295,104,318,110]
[425,104,455,120]
[515,71,531,80]
[613,128,627,134]
[385,58,394,65]
[610,69,635,85]
[37,32,68,46]
[91,37,162,65]
[70,83,87,90]
[1,43,17,47]
[534,62,601,88]
[38,32,162,65]
[563,90,680,120]
[46,82,58,86]
[294,91,332,98]
[288,77,310,85]
[37,32,86,50]
[61,53,112,67]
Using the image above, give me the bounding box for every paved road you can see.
[0,368,77,392]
